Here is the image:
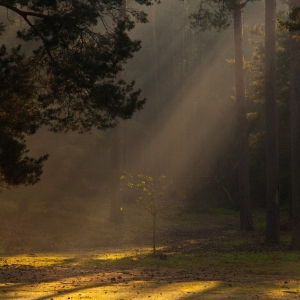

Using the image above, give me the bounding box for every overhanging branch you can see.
[0,3,51,19]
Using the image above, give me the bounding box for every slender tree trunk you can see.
[109,0,126,224]
[289,0,300,250]
[233,5,253,231]
[265,0,280,244]
[153,213,156,254]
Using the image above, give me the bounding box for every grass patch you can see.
[1,247,300,299]
[0,201,298,299]
[3,244,299,271]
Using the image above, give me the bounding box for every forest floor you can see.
[0,205,299,299]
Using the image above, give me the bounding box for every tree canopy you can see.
[189,0,250,32]
[0,0,158,187]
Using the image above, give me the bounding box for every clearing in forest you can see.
[0,208,299,299]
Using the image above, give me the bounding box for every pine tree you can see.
[287,0,300,250]
[0,1,158,187]
[264,0,280,244]
[190,0,254,230]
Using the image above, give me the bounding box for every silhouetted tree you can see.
[246,22,291,211]
[264,0,280,244]
[190,0,254,230]
[0,0,158,187]
[285,0,300,250]
[123,173,178,254]
[233,3,253,230]
[0,44,47,188]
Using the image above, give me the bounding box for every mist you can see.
[0,0,267,251]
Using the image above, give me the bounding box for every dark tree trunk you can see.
[233,5,253,231]
[153,213,157,254]
[289,0,300,250]
[265,0,280,244]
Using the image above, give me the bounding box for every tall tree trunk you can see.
[109,0,126,224]
[265,0,280,244]
[233,4,253,231]
[289,0,300,250]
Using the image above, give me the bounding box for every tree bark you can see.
[265,0,280,244]
[289,0,300,250]
[233,5,254,231]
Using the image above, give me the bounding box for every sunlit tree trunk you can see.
[289,0,300,250]
[109,0,126,224]
[233,4,253,231]
[265,0,280,244]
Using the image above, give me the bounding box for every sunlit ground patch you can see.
[1,247,300,299]
[0,247,155,268]
[0,253,81,267]
[0,280,221,300]
[2,279,300,300]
